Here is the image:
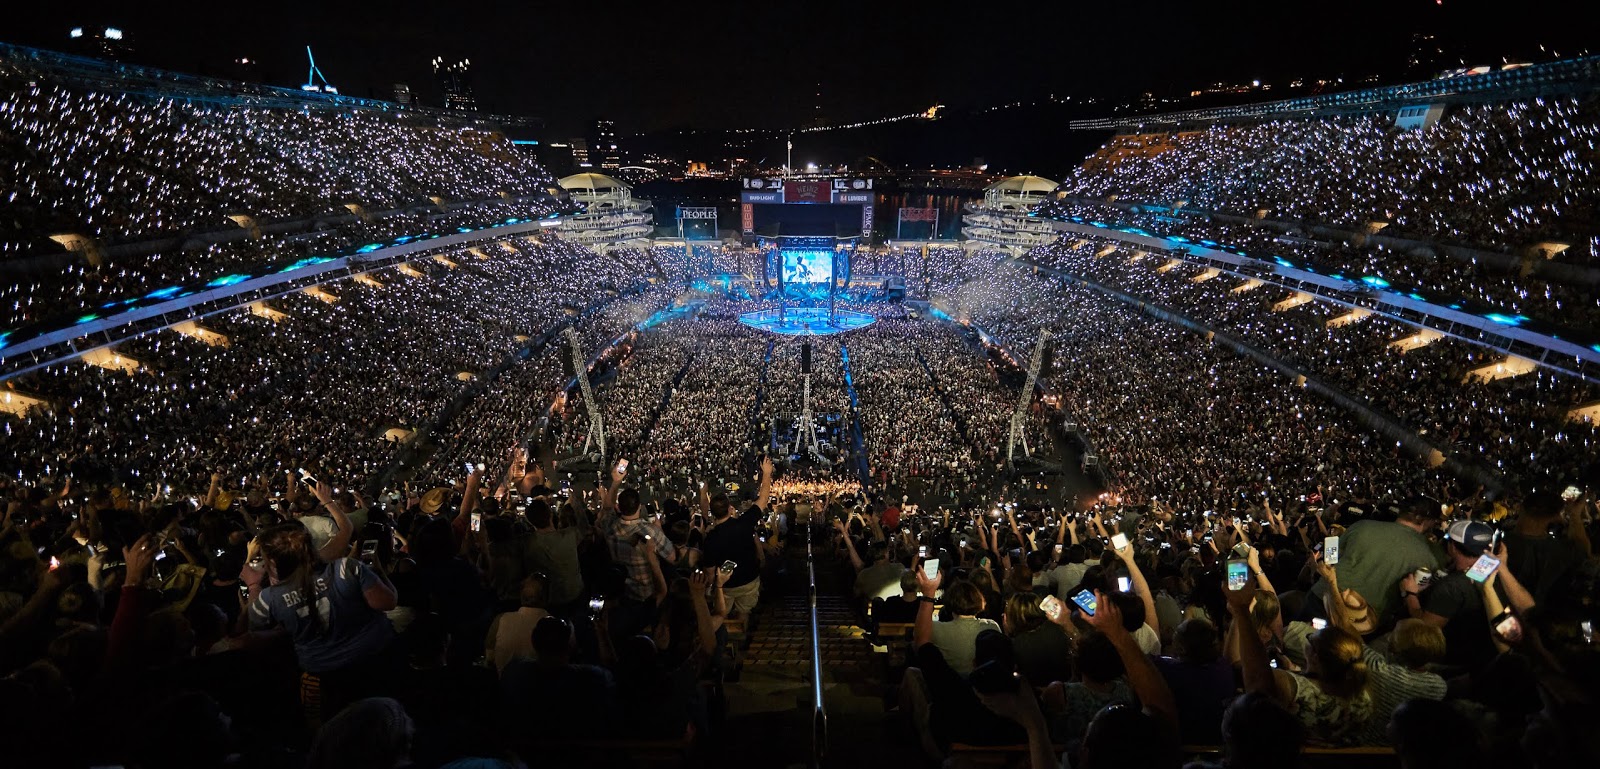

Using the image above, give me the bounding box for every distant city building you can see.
[588,119,622,170]
[393,83,413,105]
[229,57,262,83]
[432,57,478,111]
[570,138,592,169]
[66,25,131,61]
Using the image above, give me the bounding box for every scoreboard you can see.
[740,178,875,237]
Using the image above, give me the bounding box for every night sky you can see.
[5,1,1588,136]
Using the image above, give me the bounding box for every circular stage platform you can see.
[737,307,876,337]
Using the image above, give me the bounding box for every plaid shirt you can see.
[597,511,678,601]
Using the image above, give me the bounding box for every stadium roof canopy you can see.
[985,175,1058,194]
[557,173,628,196]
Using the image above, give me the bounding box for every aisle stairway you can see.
[716,542,900,768]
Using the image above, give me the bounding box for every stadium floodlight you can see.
[69,28,84,38]
[104,28,123,40]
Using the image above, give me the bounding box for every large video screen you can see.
[782,249,833,284]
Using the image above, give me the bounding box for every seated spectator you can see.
[1359,618,1448,745]
[871,570,922,625]
[484,573,550,673]
[1183,691,1307,769]
[1044,630,1134,751]
[307,697,414,769]
[500,616,619,739]
[1003,592,1073,685]
[1229,569,1374,746]
[913,572,999,677]
[1154,617,1235,745]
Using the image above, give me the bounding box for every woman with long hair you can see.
[1228,560,1373,746]
[244,482,398,723]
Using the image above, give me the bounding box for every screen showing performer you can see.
[781,250,833,285]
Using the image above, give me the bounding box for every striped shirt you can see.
[1358,645,1447,745]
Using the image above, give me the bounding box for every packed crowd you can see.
[928,250,1457,515]
[1024,237,1599,495]
[1052,97,1600,255]
[0,74,559,329]
[1042,197,1600,335]
[836,480,1597,769]
[2,237,667,494]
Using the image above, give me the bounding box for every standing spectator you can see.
[699,457,772,618]
[597,462,678,638]
[246,515,399,722]
[1312,499,1442,627]
[523,498,585,616]
[1400,520,1496,670]
[1503,491,1591,604]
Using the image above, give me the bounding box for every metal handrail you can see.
[806,524,827,768]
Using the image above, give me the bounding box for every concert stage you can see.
[738,307,876,337]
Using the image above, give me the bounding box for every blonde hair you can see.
[1248,590,1280,631]
[1308,626,1368,699]
[1391,618,1447,669]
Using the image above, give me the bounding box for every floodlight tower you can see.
[301,46,337,94]
[563,327,606,461]
[1006,329,1049,465]
[791,341,824,462]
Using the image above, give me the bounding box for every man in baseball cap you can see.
[1399,519,1498,670]
[1444,520,1495,556]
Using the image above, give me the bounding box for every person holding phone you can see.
[913,567,999,677]
[699,456,773,618]
[1314,556,1448,745]
[245,521,398,719]
[1227,568,1374,747]
[1399,520,1497,669]
[596,458,680,640]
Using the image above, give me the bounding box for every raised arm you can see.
[1113,537,1159,636]
[1566,498,1592,558]
[1245,543,1275,594]
[1224,576,1293,706]
[1479,569,1512,655]
[688,571,720,656]
[756,455,774,512]
[835,519,866,572]
[1488,542,1535,614]
[1313,555,1355,637]
[913,567,941,649]
[314,481,354,563]
[1087,590,1178,733]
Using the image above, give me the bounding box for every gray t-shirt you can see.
[929,616,1001,676]
[1048,562,1090,600]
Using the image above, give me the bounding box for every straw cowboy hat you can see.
[1336,588,1376,635]
[421,488,450,515]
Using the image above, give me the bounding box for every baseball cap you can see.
[1445,520,1494,556]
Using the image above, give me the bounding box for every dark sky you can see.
[5,1,1588,136]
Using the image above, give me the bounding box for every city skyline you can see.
[5,0,1591,136]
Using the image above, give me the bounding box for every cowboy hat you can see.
[421,487,449,515]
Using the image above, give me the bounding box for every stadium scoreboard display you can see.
[740,177,875,239]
